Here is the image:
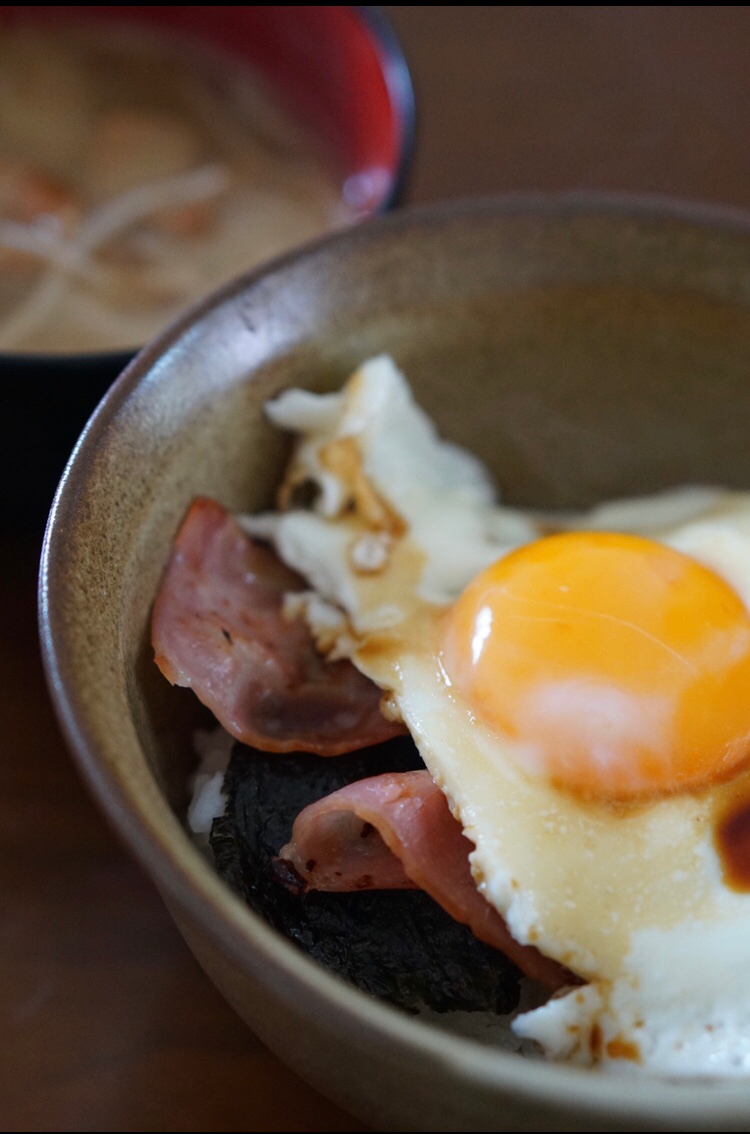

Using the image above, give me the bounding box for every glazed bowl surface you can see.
[1,3,414,529]
[40,195,750,1132]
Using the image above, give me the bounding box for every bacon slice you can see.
[276,770,574,991]
[151,497,404,755]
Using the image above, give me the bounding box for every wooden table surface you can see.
[5,6,750,1131]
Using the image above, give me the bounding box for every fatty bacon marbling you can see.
[275,769,573,991]
[151,497,404,755]
[154,498,573,988]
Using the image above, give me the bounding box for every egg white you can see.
[245,355,750,1076]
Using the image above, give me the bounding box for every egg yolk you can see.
[441,532,750,799]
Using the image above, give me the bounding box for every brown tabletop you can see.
[5,6,750,1131]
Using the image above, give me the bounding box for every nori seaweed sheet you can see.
[210,736,522,1014]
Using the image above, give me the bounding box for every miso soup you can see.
[0,23,356,353]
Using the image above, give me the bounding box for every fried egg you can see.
[245,355,750,1077]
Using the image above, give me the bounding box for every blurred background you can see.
[4,6,750,1131]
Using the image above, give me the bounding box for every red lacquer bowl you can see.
[0,4,414,528]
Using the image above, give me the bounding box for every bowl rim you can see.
[2,2,416,368]
[39,190,750,1127]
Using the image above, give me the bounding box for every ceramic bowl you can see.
[1,4,414,529]
[40,195,750,1131]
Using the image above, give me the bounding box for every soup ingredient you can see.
[0,23,352,352]
[247,355,750,1076]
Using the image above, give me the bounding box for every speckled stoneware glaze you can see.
[40,196,750,1132]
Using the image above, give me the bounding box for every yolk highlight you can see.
[441,532,750,799]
